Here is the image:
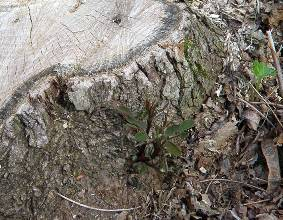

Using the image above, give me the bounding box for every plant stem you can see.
[199,178,267,192]
[266,30,283,97]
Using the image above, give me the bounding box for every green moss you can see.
[184,37,209,79]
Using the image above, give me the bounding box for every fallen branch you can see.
[266,30,283,97]
[199,178,267,192]
[55,192,141,212]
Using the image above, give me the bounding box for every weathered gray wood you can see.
[0,0,224,219]
[0,0,179,107]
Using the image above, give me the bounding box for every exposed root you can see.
[55,192,141,213]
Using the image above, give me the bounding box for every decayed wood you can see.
[0,0,225,218]
[0,0,225,125]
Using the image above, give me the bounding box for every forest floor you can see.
[55,0,283,219]
[140,0,283,219]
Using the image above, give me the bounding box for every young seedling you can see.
[117,101,194,172]
[252,60,276,90]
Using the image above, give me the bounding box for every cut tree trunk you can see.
[0,0,224,218]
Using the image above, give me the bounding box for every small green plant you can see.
[252,60,276,89]
[117,101,194,172]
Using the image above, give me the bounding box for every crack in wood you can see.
[27,6,33,47]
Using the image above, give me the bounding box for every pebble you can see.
[199,166,207,174]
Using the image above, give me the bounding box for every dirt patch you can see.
[0,103,165,219]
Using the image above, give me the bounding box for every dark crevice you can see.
[54,78,76,111]
[136,62,149,79]
[165,51,185,119]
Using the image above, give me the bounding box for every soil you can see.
[0,103,167,219]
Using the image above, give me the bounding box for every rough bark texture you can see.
[0,1,224,219]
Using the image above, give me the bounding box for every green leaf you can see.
[164,141,182,157]
[164,119,193,137]
[117,106,146,129]
[252,60,276,82]
[125,115,146,130]
[164,125,179,137]
[178,119,194,131]
[134,132,148,142]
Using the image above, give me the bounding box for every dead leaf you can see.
[214,121,238,149]
[116,212,132,220]
[257,213,278,220]
[276,133,283,145]
[243,110,261,130]
[75,173,85,181]
[268,4,283,28]
[261,138,281,193]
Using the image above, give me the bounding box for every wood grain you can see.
[0,0,180,106]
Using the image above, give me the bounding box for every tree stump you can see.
[0,0,224,218]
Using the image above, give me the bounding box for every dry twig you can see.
[200,178,267,192]
[243,198,271,206]
[249,83,283,129]
[250,101,283,109]
[266,30,283,97]
[238,97,275,128]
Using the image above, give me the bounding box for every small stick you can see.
[249,83,283,129]
[266,30,283,97]
[243,198,271,206]
[238,97,275,128]
[250,101,283,109]
[256,0,260,15]
[205,174,218,194]
[199,178,267,192]
[55,192,141,212]
[252,177,268,183]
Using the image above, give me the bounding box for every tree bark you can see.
[0,0,224,218]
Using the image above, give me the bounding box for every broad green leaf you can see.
[164,119,193,137]
[117,106,146,129]
[178,119,194,131]
[164,125,179,137]
[164,141,182,157]
[125,115,146,130]
[137,109,149,120]
[134,132,148,142]
[252,60,276,82]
